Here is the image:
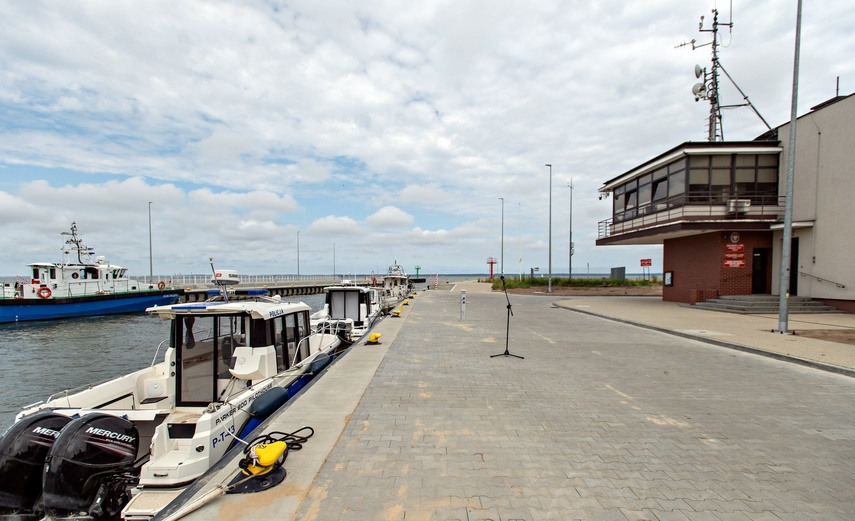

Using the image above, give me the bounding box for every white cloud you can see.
[365,206,414,228]
[0,0,853,274]
[308,215,362,237]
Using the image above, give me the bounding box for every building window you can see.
[610,152,778,219]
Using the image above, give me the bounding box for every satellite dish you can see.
[694,64,703,78]
[692,83,706,96]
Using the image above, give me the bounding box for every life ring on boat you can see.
[37,287,52,299]
[157,281,166,290]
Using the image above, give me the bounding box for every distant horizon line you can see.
[0,272,662,281]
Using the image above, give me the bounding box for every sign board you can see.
[725,243,745,253]
[640,258,652,267]
[724,260,746,268]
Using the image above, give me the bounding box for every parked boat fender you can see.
[234,387,290,443]
[308,352,332,374]
[37,287,51,299]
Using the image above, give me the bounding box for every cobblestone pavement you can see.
[292,287,855,521]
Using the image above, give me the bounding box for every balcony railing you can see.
[598,193,785,240]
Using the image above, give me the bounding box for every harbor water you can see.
[0,293,325,433]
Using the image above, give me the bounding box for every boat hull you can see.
[0,292,181,323]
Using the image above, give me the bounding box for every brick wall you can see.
[662,231,773,304]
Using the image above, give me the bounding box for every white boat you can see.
[380,262,412,312]
[311,280,382,342]
[0,292,342,520]
[0,222,180,323]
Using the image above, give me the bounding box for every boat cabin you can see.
[325,286,377,327]
[158,302,313,407]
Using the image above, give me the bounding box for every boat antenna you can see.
[210,257,229,302]
[676,6,771,140]
[60,222,94,265]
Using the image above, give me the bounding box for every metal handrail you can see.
[599,193,785,240]
[798,271,846,289]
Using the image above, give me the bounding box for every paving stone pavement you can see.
[290,287,855,521]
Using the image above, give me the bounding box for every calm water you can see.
[0,294,325,433]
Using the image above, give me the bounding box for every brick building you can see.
[596,93,854,313]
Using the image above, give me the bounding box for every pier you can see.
[172,277,428,302]
[179,282,331,302]
[158,282,855,521]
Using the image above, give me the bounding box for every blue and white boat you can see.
[0,222,181,323]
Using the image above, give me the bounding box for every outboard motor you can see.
[0,411,73,520]
[42,413,139,519]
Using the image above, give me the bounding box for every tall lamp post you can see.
[498,197,504,276]
[518,202,522,281]
[297,231,300,279]
[777,0,803,335]
[148,201,153,279]
[567,180,573,281]
[545,164,552,293]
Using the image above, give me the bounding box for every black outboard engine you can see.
[0,411,73,520]
[42,413,140,519]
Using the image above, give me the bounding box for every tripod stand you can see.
[491,276,523,359]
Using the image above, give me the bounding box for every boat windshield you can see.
[175,314,247,406]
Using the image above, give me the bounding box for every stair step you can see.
[693,295,840,314]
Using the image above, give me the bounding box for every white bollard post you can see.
[460,289,466,321]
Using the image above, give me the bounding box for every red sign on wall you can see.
[640,258,652,267]
[725,243,745,253]
[724,260,746,268]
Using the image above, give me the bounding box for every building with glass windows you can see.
[597,93,854,312]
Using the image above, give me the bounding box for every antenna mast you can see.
[677,9,730,141]
[677,7,771,141]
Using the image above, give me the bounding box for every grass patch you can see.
[490,276,661,291]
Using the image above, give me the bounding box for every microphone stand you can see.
[491,276,523,359]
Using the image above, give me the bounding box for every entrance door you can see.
[789,237,799,296]
[751,248,769,294]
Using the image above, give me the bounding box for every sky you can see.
[1,1,852,278]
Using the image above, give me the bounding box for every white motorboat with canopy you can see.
[0,290,342,521]
[311,281,382,342]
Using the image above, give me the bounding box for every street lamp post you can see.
[567,180,573,281]
[297,231,300,279]
[499,197,504,276]
[518,202,522,281]
[545,164,552,292]
[148,202,153,279]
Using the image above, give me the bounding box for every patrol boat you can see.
[0,222,180,323]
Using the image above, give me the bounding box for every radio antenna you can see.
[676,7,770,141]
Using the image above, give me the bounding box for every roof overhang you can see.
[596,220,777,246]
[769,221,814,230]
[599,141,783,194]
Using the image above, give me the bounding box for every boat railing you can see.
[150,339,169,367]
[43,383,97,407]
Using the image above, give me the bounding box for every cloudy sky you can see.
[1,1,852,278]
